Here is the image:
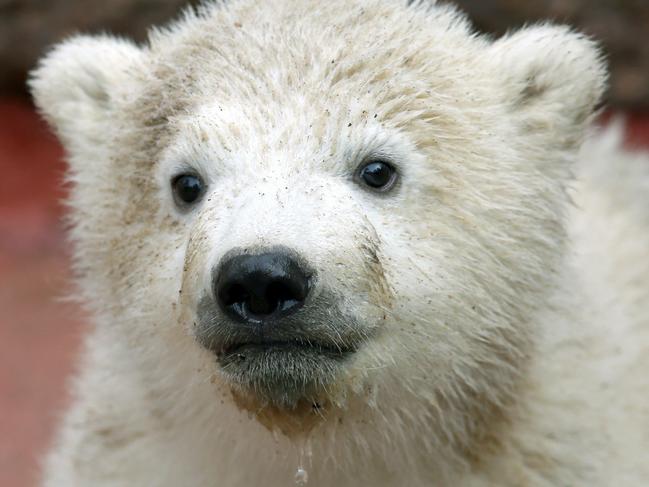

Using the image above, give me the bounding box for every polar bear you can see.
[30,0,648,485]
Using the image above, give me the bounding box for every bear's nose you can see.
[214,250,311,323]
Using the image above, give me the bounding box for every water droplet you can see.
[293,434,313,485]
[294,467,308,485]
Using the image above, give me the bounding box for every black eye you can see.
[358,160,397,191]
[172,174,204,206]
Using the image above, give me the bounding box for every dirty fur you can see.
[30,0,648,485]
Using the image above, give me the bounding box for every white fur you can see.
[30,0,648,485]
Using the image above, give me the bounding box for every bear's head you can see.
[31,0,605,465]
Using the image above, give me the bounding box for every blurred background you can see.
[0,1,647,486]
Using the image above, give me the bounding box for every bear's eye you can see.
[171,174,204,206]
[357,160,397,191]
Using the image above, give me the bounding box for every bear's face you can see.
[31,0,605,439]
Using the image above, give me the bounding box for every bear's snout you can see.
[192,246,374,407]
[214,248,312,324]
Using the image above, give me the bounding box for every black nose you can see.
[215,250,311,323]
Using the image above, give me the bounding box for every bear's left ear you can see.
[29,35,144,148]
[490,25,607,143]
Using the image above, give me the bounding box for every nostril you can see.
[223,279,304,317]
[219,283,248,307]
[266,279,304,313]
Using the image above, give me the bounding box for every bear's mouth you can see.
[195,292,369,408]
[218,339,354,359]
[215,339,356,409]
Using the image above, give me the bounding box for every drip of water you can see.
[293,435,313,485]
[294,467,308,485]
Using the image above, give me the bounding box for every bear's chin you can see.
[220,344,356,437]
[229,388,335,437]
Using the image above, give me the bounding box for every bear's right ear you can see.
[30,35,143,148]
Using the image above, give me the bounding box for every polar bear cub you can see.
[31,0,648,485]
